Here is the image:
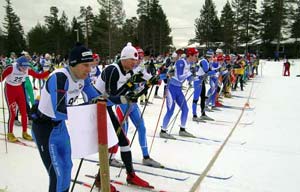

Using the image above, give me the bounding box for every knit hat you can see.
[216,48,223,54]
[16,56,30,67]
[69,43,93,66]
[206,49,214,57]
[120,42,138,60]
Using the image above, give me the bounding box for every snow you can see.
[1,59,300,192]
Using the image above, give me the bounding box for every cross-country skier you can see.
[113,47,162,168]
[0,56,51,142]
[159,47,199,139]
[95,42,156,189]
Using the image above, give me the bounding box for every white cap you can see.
[216,48,223,54]
[171,52,178,58]
[120,42,138,60]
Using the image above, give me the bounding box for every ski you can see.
[220,105,255,111]
[71,179,93,188]
[126,161,233,180]
[167,134,246,146]
[83,158,188,181]
[84,174,169,192]
[0,137,36,149]
[213,119,254,126]
[84,158,232,180]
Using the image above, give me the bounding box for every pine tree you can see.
[148,0,172,54]
[96,0,125,58]
[291,1,300,57]
[70,17,84,44]
[291,1,300,39]
[137,0,151,49]
[122,17,139,45]
[27,23,49,54]
[78,6,94,47]
[44,6,71,54]
[194,0,220,48]
[220,1,235,52]
[0,27,5,54]
[90,9,109,56]
[231,0,243,50]
[3,0,26,55]
[237,0,258,52]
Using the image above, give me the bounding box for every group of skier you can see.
[0,42,259,192]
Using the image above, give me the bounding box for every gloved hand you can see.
[147,75,160,85]
[167,68,175,77]
[124,91,139,103]
[191,67,197,77]
[126,72,145,88]
[129,72,145,83]
[48,65,55,73]
[200,73,208,79]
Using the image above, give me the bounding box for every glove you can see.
[128,72,145,83]
[123,91,139,103]
[167,68,175,77]
[147,75,160,85]
[48,65,55,73]
[200,73,208,79]
[191,67,197,77]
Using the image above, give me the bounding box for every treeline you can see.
[0,0,172,59]
[0,0,300,58]
[193,0,300,57]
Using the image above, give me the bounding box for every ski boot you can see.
[192,116,206,122]
[109,158,124,168]
[7,133,18,142]
[22,132,33,141]
[142,158,163,168]
[127,172,154,188]
[95,173,119,192]
[179,129,195,138]
[159,131,176,140]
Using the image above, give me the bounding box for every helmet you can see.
[185,47,199,56]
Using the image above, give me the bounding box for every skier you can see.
[89,53,101,84]
[0,56,51,142]
[283,59,290,76]
[192,50,215,122]
[95,42,155,189]
[113,47,162,168]
[159,47,199,139]
[33,43,132,192]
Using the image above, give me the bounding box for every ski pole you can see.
[149,90,167,153]
[70,158,84,192]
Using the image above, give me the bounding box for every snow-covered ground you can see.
[1,59,300,192]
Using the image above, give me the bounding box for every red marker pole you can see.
[97,101,110,192]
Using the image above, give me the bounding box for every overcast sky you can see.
[0,0,259,48]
